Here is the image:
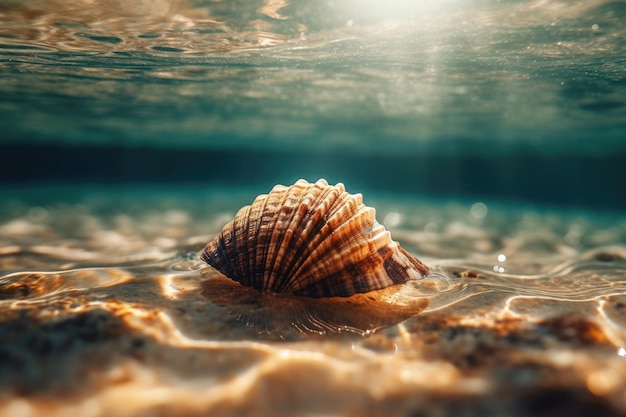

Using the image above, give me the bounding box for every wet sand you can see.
[1,185,625,416]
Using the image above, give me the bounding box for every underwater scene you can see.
[1,0,626,416]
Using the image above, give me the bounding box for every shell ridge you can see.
[279,185,355,292]
[256,187,293,292]
[363,226,427,288]
[289,202,371,292]
[231,205,252,287]
[265,181,315,292]
[202,220,237,280]
[255,193,285,290]
[274,182,343,292]
[293,208,428,297]
[262,183,306,292]
[295,243,398,297]
[221,224,240,280]
[286,190,359,282]
[217,235,237,279]
[397,246,430,277]
[246,194,271,290]
[240,203,255,288]
[200,240,220,270]
[271,181,331,293]
[314,178,329,188]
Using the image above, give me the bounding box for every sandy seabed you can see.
[1,186,626,417]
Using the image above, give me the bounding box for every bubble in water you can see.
[470,202,488,219]
[565,224,584,245]
[383,211,402,228]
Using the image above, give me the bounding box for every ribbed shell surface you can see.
[200,179,430,298]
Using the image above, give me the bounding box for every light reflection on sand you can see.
[1,186,625,415]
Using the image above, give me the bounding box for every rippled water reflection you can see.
[2,0,626,152]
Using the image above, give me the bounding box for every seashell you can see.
[200,179,430,298]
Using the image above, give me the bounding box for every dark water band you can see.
[1,143,623,212]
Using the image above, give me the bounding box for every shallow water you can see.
[2,0,626,209]
[2,0,626,154]
[2,0,626,415]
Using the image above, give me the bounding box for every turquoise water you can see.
[1,1,626,416]
[1,0,625,209]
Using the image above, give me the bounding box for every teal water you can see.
[0,0,626,207]
[1,1,626,416]
[1,0,625,210]
[3,0,626,152]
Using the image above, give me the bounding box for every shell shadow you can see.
[200,270,429,340]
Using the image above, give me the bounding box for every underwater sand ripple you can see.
[1,190,626,416]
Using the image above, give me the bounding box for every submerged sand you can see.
[1,185,626,417]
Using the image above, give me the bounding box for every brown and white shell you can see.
[200,179,430,298]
